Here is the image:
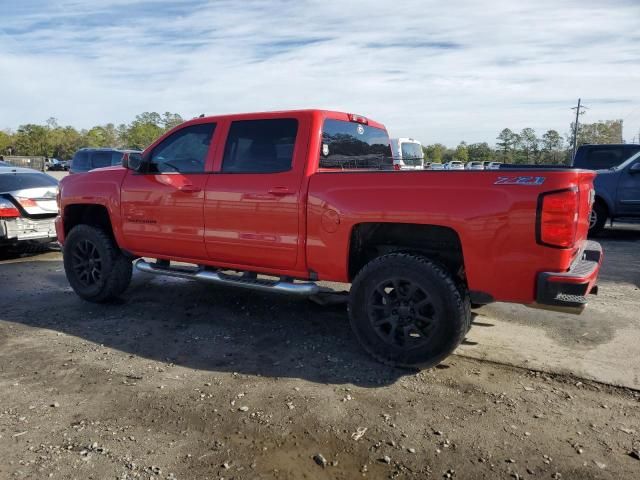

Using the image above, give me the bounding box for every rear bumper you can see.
[533,240,602,314]
[0,216,57,243]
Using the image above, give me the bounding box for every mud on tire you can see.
[63,225,132,303]
[348,253,470,368]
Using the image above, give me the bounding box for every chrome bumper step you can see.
[135,259,320,296]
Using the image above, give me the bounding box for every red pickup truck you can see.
[56,109,602,367]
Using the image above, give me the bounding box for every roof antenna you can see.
[199,114,205,118]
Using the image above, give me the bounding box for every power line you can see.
[571,98,588,159]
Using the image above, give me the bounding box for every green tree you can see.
[496,128,517,163]
[568,119,623,148]
[423,143,447,163]
[51,126,83,159]
[454,142,469,163]
[517,127,539,163]
[467,142,493,163]
[123,112,164,149]
[14,124,50,156]
[0,129,14,155]
[162,112,184,130]
[541,130,564,164]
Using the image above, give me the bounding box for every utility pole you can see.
[571,98,588,160]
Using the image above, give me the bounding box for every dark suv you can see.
[70,148,141,174]
[573,144,640,170]
[572,145,640,234]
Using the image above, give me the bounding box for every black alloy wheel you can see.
[71,239,103,287]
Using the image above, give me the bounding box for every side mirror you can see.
[124,152,145,171]
[630,163,640,174]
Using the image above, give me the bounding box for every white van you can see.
[389,138,424,170]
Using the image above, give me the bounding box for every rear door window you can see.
[222,119,298,173]
[320,119,392,169]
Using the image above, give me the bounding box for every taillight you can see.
[348,113,368,124]
[17,197,38,208]
[393,164,401,171]
[0,198,20,218]
[537,188,579,248]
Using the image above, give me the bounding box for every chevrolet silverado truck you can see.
[55,110,602,367]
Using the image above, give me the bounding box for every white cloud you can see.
[1,0,639,145]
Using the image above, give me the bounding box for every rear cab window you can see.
[320,119,392,170]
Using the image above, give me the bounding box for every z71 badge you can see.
[494,176,546,185]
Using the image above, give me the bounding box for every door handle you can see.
[268,187,291,196]
[178,184,202,193]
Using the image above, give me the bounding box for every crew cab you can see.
[55,110,602,367]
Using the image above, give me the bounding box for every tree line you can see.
[423,119,624,165]
[0,114,625,164]
[0,112,184,160]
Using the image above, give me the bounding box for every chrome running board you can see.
[135,259,320,296]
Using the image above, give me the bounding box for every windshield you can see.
[320,119,392,169]
[400,142,423,166]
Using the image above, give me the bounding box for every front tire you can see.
[348,253,470,368]
[63,225,132,303]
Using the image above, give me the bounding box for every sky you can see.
[1,0,640,146]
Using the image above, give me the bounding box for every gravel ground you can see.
[1,248,639,480]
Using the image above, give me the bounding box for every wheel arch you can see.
[348,222,465,283]
[63,203,115,240]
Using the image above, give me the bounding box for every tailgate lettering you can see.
[495,176,546,185]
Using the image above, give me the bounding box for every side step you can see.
[135,259,321,296]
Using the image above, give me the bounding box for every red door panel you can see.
[119,121,218,260]
[203,116,309,270]
[120,173,208,259]
[204,172,300,269]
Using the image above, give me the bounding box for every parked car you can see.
[47,159,69,171]
[0,165,59,249]
[429,162,445,170]
[573,144,640,170]
[486,162,502,170]
[70,148,141,174]
[444,161,465,170]
[466,161,484,170]
[389,137,424,170]
[588,151,640,235]
[56,109,601,368]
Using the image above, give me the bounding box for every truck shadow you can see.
[0,261,419,388]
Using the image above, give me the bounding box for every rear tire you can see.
[63,225,132,303]
[348,253,470,368]
[588,202,607,236]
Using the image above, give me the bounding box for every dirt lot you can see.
[1,232,640,479]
